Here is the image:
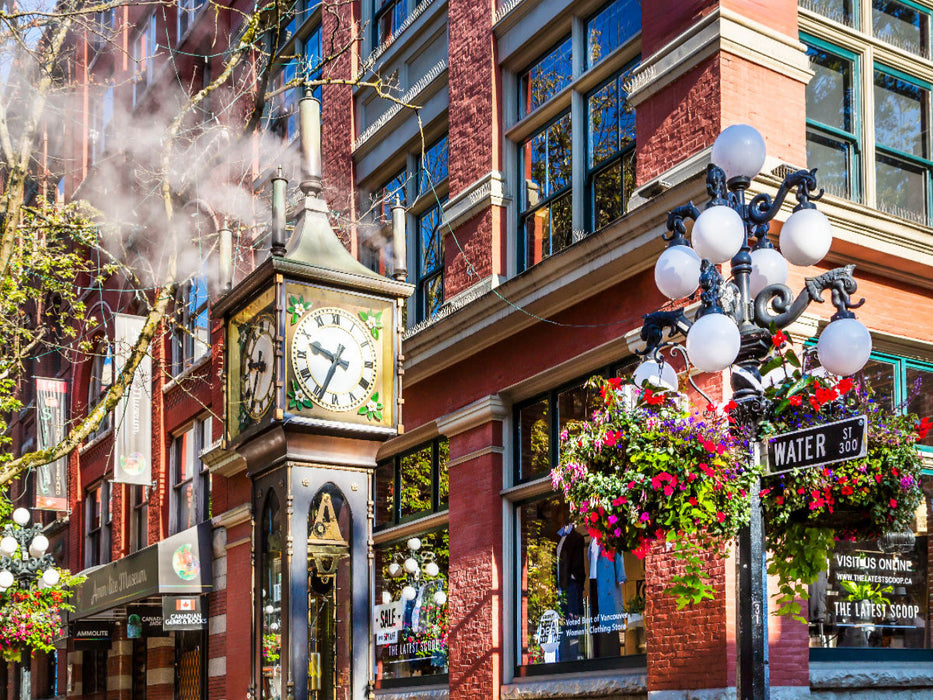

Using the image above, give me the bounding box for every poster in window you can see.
[35,377,69,510]
[113,313,152,485]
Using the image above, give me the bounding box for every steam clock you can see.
[213,93,413,700]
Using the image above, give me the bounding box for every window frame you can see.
[172,274,211,376]
[177,0,207,42]
[169,416,212,535]
[375,436,449,530]
[803,35,863,202]
[129,484,149,553]
[871,0,933,59]
[84,480,111,568]
[87,338,113,441]
[374,0,408,47]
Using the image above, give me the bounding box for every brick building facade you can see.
[7,0,933,699]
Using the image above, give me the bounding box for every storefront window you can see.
[809,478,930,650]
[375,438,449,528]
[518,493,646,669]
[374,529,449,682]
[260,493,283,700]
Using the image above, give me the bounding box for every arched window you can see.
[87,338,113,440]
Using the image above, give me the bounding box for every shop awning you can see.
[73,521,213,619]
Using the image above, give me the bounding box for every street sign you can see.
[766,415,867,476]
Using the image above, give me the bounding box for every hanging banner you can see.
[113,314,152,485]
[35,377,69,510]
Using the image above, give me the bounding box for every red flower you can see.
[716,512,726,523]
[600,377,624,401]
[663,485,674,496]
[688,497,698,506]
[835,377,854,395]
[776,496,784,505]
[724,400,738,412]
[760,488,772,497]
[643,389,664,406]
[589,512,599,523]
[815,385,838,406]
[890,498,898,509]
[788,395,803,407]
[772,330,788,347]
[809,396,822,412]
[840,485,854,496]
[875,473,882,483]
[918,417,932,439]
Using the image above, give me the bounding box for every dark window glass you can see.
[800,0,856,26]
[376,438,449,528]
[400,444,434,520]
[130,485,149,553]
[586,0,640,68]
[260,494,282,700]
[171,417,212,534]
[376,0,407,45]
[874,71,928,158]
[517,398,550,482]
[518,493,646,667]
[88,339,113,439]
[873,0,929,57]
[519,39,573,117]
[373,170,408,223]
[807,46,855,132]
[82,649,108,694]
[418,136,449,198]
[857,358,898,411]
[557,383,597,436]
[173,276,210,375]
[875,152,927,223]
[374,528,449,681]
[807,129,856,199]
[85,481,110,568]
[416,200,446,322]
[906,365,933,447]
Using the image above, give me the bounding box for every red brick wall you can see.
[444,207,507,298]
[224,527,252,700]
[447,422,504,700]
[642,0,718,55]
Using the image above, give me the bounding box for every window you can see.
[514,0,640,272]
[519,38,573,117]
[87,339,113,440]
[372,169,408,224]
[177,0,206,40]
[375,437,449,527]
[82,649,108,695]
[374,438,450,685]
[132,14,158,108]
[129,485,148,553]
[90,83,114,165]
[302,25,323,98]
[91,8,115,50]
[170,416,212,534]
[587,66,637,230]
[266,61,299,141]
[803,3,933,224]
[362,169,409,276]
[517,493,646,670]
[805,41,860,200]
[84,481,111,568]
[172,274,210,375]
[415,201,446,322]
[417,136,448,199]
[375,0,407,46]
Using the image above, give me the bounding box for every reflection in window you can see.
[805,42,859,200]
[418,136,449,199]
[87,338,114,440]
[374,529,449,681]
[260,494,282,700]
[852,354,933,449]
[521,114,572,269]
[907,365,933,448]
[586,0,640,68]
[874,71,927,158]
[809,477,930,649]
[171,416,212,534]
[517,398,549,481]
[173,274,210,375]
[376,438,449,529]
[519,38,572,117]
[800,0,856,26]
[375,0,407,46]
[415,200,446,322]
[587,68,637,230]
[873,0,930,57]
[84,481,111,568]
[518,494,646,666]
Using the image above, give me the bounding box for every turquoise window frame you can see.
[802,34,863,202]
[871,0,933,58]
[872,62,933,223]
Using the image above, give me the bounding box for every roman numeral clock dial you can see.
[290,307,379,413]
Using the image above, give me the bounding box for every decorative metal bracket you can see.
[747,167,823,225]
[636,309,692,359]
[754,264,865,328]
[662,203,700,245]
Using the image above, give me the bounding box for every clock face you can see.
[290,307,378,413]
[241,313,276,419]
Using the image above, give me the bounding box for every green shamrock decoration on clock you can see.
[287,295,311,325]
[287,380,314,410]
[357,392,383,421]
[358,309,383,340]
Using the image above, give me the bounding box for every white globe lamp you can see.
[407,537,421,551]
[403,557,419,575]
[686,313,742,373]
[749,247,789,297]
[0,536,17,557]
[692,205,745,263]
[29,534,49,558]
[633,360,678,391]
[388,562,402,578]
[779,208,832,266]
[12,508,29,526]
[433,590,447,606]
[711,124,767,181]
[654,244,701,300]
[41,568,60,587]
[0,570,14,590]
[817,318,872,376]
[401,585,416,601]
[424,561,440,577]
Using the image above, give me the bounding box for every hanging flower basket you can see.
[756,335,927,619]
[0,586,74,660]
[552,376,759,606]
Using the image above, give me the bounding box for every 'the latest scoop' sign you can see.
[766,415,867,476]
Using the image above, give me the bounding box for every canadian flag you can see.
[176,598,196,611]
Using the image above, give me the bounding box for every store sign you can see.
[71,620,114,650]
[374,601,404,645]
[162,595,207,630]
[35,377,69,510]
[766,415,867,475]
[813,536,928,649]
[74,522,212,618]
[126,605,167,638]
[113,313,152,485]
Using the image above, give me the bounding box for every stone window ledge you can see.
[501,670,647,699]
[374,686,448,700]
[810,661,933,690]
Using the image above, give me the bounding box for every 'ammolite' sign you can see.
[766,415,867,475]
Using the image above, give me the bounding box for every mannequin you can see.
[588,538,626,656]
[557,523,585,661]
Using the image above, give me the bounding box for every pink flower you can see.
[716,512,725,523]
[639,512,650,523]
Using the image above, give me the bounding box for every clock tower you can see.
[213,92,413,700]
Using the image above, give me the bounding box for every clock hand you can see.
[250,350,264,399]
[310,341,349,370]
[317,344,347,397]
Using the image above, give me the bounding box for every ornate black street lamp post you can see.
[634,125,873,700]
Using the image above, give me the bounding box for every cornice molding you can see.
[628,7,811,107]
[202,441,247,477]
[214,503,251,530]
[375,420,439,461]
[435,395,509,437]
[441,171,510,233]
